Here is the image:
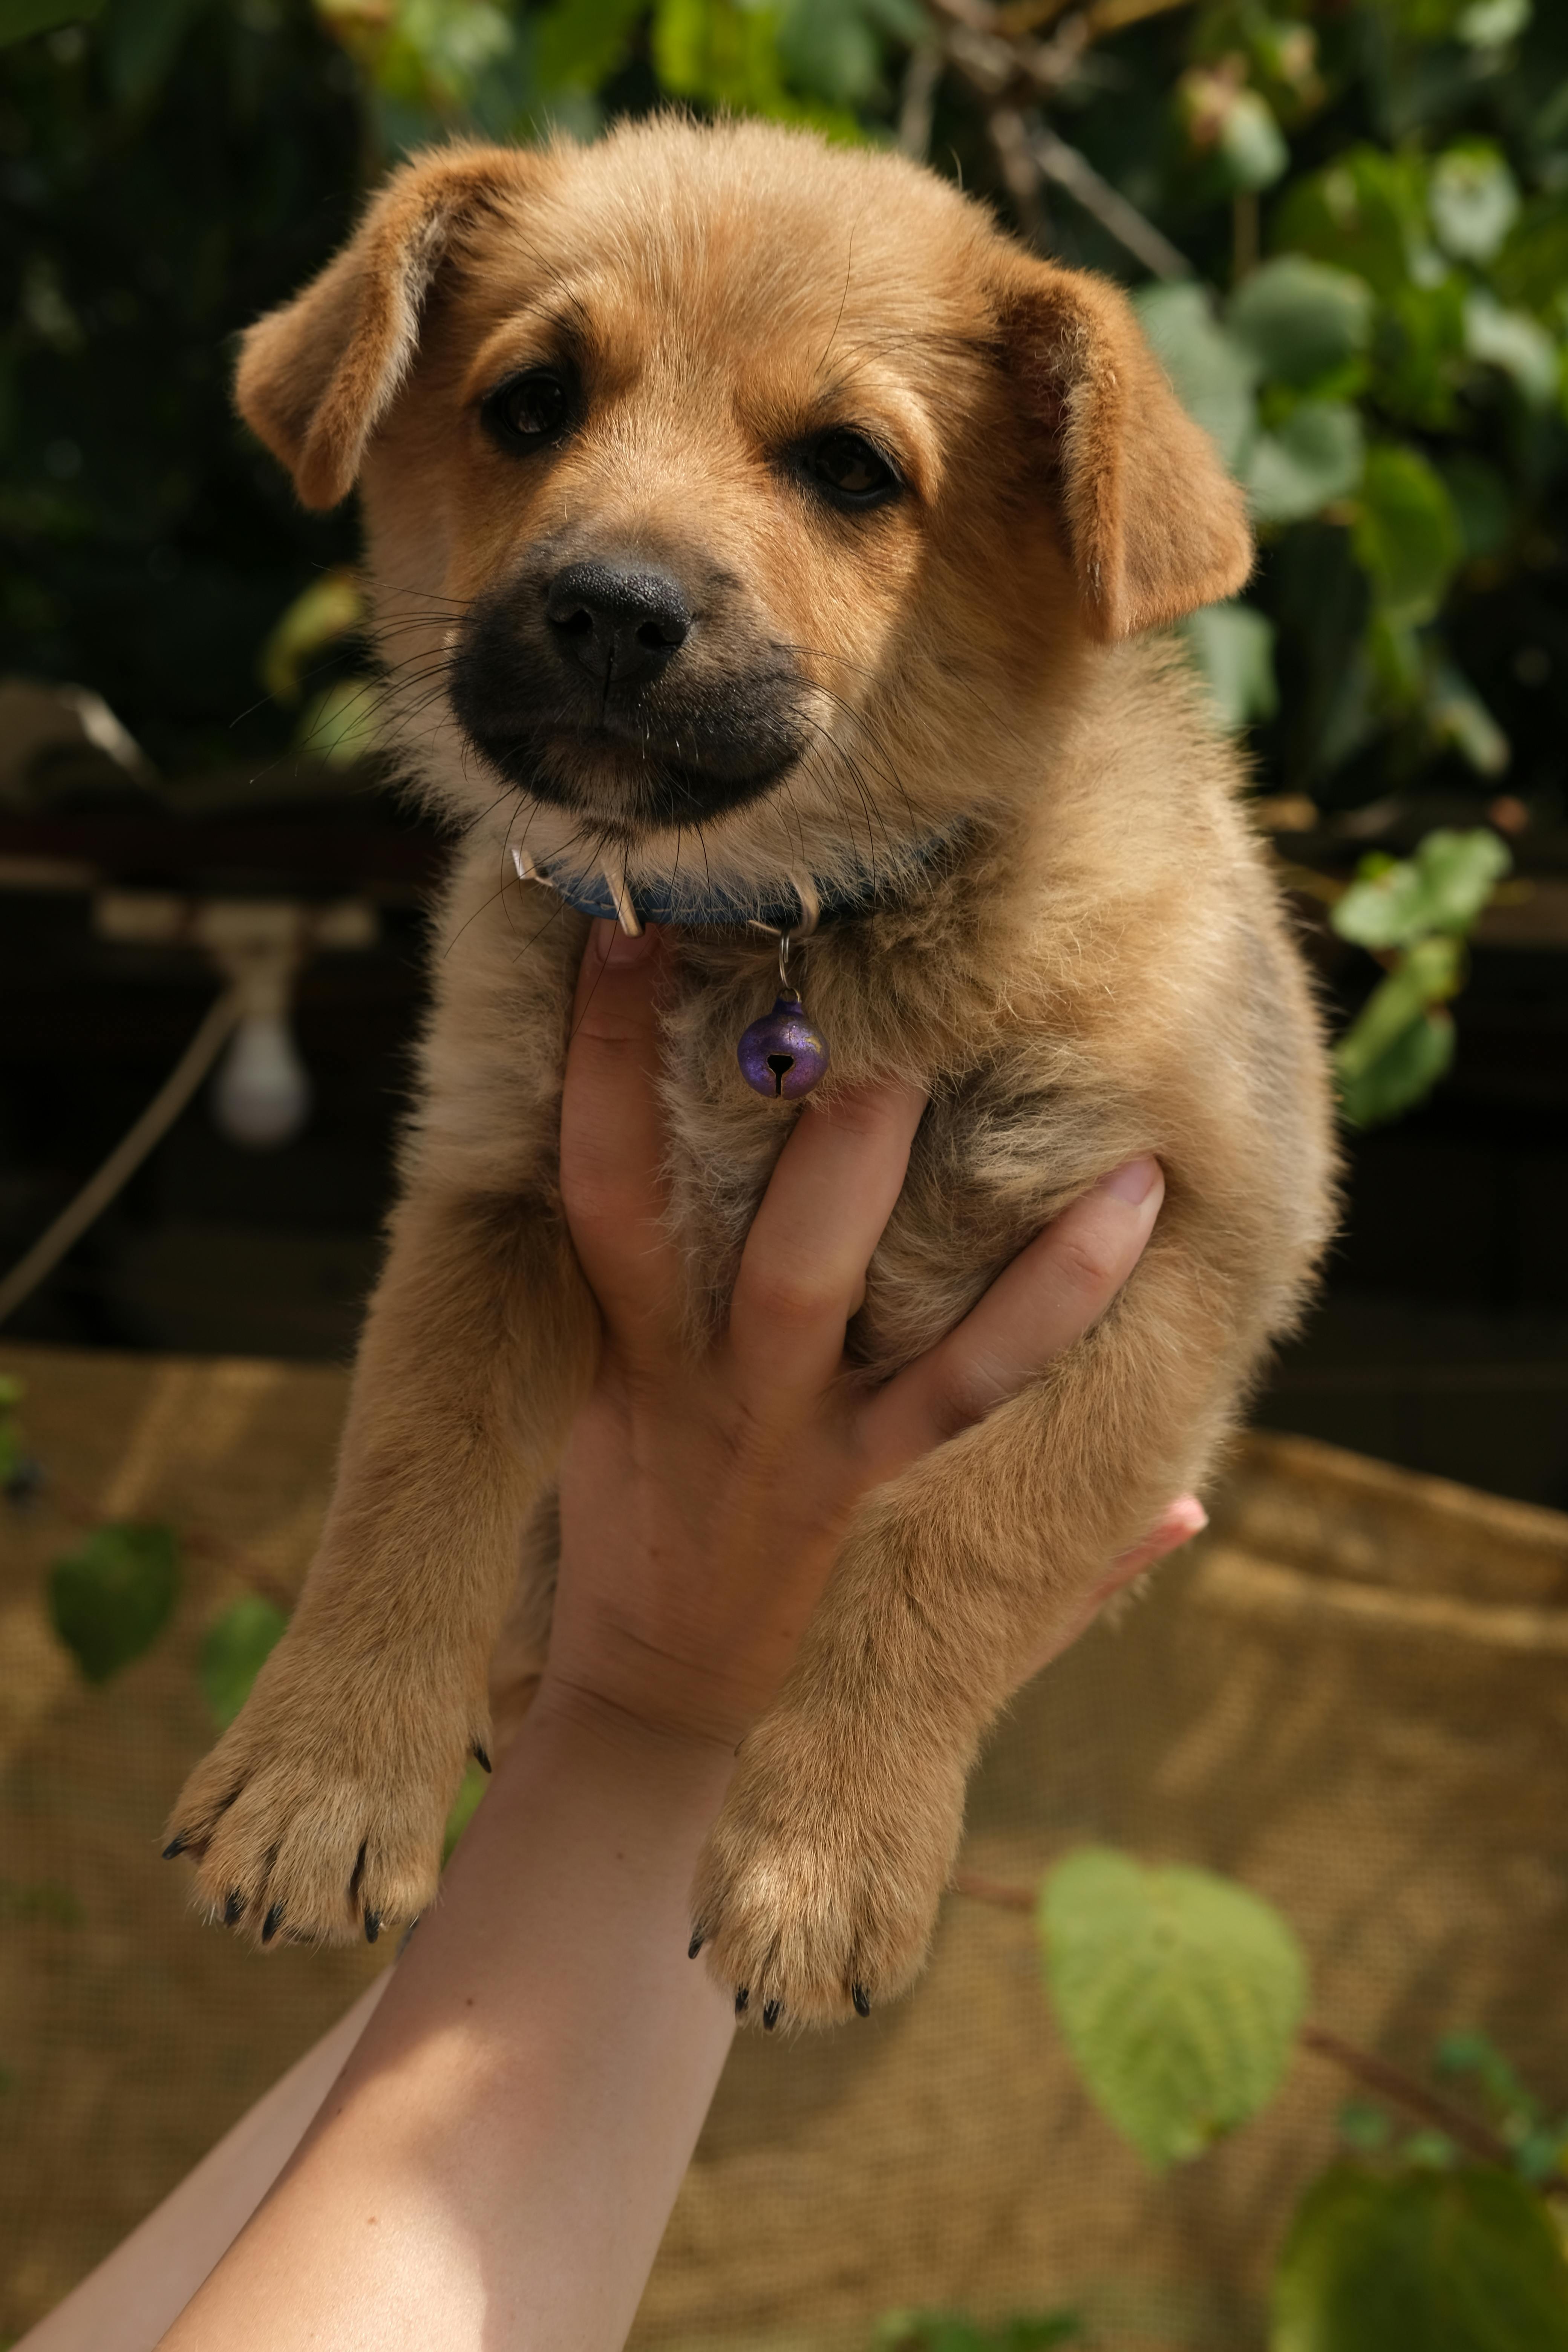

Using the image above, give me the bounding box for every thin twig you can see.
[954,1865,1037,1910]
[1031,122,1192,277]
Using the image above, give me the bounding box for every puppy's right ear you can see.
[236,144,538,510]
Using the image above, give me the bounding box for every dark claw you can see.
[852,1984,871,2017]
[162,1837,185,1860]
[763,2001,781,2032]
[472,1744,493,1774]
[734,1987,749,2016]
[224,1890,245,1926]
[364,1910,381,1946]
[688,1931,704,1960]
[262,1903,284,1944]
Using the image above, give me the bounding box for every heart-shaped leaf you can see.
[1038,1848,1306,2169]
[48,1523,180,1685]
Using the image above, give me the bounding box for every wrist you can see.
[528,1667,743,1779]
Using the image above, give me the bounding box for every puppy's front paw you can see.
[164,1633,483,1947]
[691,1709,965,2030]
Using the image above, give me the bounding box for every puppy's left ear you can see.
[999,260,1253,641]
[236,143,542,510]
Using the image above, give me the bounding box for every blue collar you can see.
[514,832,957,934]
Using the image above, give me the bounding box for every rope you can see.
[0,987,245,1329]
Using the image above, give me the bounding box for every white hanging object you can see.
[211,1010,312,1149]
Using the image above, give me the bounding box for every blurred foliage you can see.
[1329,824,1510,1122]
[2,0,1564,821]
[1033,1849,1568,2348]
[198,1589,286,1726]
[873,2316,1083,2350]
[46,1518,179,1681]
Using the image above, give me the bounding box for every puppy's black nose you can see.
[545,562,691,688]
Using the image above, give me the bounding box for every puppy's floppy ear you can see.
[236,143,539,511]
[1000,260,1253,641]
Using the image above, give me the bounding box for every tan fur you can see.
[169,117,1335,2020]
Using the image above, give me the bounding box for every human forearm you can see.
[159,1678,737,2352]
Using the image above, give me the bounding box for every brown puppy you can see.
[167,116,1337,2023]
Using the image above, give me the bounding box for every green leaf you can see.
[1219,88,1289,191]
[1270,2163,1568,2351]
[1332,828,1511,949]
[100,0,210,108]
[535,0,645,91]
[1335,1001,1453,1126]
[48,1523,179,1684]
[443,1756,489,1863]
[1426,664,1509,776]
[1183,602,1278,730]
[1352,446,1462,627]
[199,1595,287,1729]
[875,2317,1083,2351]
[259,569,366,705]
[1274,147,1432,302]
[1133,284,1259,473]
[1430,143,1520,263]
[1038,1848,1307,2170]
[1455,0,1530,41]
[1440,455,1512,561]
[294,675,381,768]
[0,0,106,42]
[1248,401,1364,524]
[1463,296,1560,409]
[1228,258,1374,389]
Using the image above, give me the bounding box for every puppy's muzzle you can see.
[545,561,692,690]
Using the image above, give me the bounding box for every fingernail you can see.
[224,1891,244,1926]
[688,1931,705,1959]
[162,1838,184,1860]
[364,1911,381,1945]
[472,1743,492,1774]
[262,1903,283,1944]
[598,917,655,966]
[1098,1156,1161,1206]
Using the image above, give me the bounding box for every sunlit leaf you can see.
[1184,602,1278,730]
[1430,143,1520,263]
[1352,445,1462,626]
[1271,2164,1568,2351]
[1332,828,1510,949]
[1274,147,1431,301]
[1038,1848,1306,2170]
[1227,257,1374,389]
[294,674,381,767]
[1249,401,1364,523]
[1219,89,1289,191]
[48,1523,180,1684]
[1456,0,1530,42]
[260,568,366,705]
[199,1595,287,1728]
[1464,296,1560,409]
[1426,665,1509,776]
[1133,284,1259,472]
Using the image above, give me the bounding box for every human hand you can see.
[543,921,1203,1753]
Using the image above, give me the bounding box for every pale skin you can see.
[22,920,1201,2352]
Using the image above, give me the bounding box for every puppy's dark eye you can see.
[806,430,899,509]
[485,368,574,446]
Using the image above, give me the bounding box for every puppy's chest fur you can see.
[652,904,1144,1381]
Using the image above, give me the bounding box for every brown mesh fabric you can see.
[2,1344,1565,2352]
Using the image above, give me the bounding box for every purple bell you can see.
[737,994,830,1100]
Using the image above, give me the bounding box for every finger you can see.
[728,1079,927,1401]
[1018,1496,1207,1680]
[861,1156,1164,1480]
[558,922,683,1345]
